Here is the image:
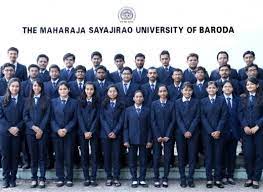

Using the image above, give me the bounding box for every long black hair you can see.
[79,81,98,108]
[2,78,21,107]
[102,84,122,108]
[27,79,49,111]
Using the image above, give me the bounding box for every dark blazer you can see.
[115,82,140,107]
[15,63,28,81]
[99,100,125,138]
[44,79,61,99]
[215,79,241,96]
[21,79,34,98]
[85,67,111,82]
[23,96,50,135]
[201,96,228,134]
[93,80,113,103]
[68,80,85,99]
[0,78,8,96]
[60,68,76,82]
[183,68,209,84]
[167,83,183,101]
[210,68,239,81]
[0,95,24,135]
[38,70,51,82]
[151,100,175,140]
[238,94,263,130]
[238,66,263,81]
[77,100,99,135]
[156,66,175,85]
[141,82,161,107]
[175,98,200,135]
[50,97,77,136]
[132,68,149,85]
[110,71,122,83]
[192,81,208,99]
[124,106,151,145]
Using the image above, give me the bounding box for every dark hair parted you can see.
[63,53,75,62]
[37,54,49,62]
[2,78,21,107]
[79,82,98,108]
[243,50,255,58]
[114,54,125,61]
[217,51,229,60]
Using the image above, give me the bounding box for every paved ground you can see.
[0,180,260,192]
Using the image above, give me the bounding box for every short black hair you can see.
[135,53,145,59]
[121,66,132,74]
[182,82,193,90]
[37,54,49,62]
[160,50,170,58]
[75,65,86,73]
[217,51,229,60]
[148,66,157,71]
[2,63,15,70]
[207,81,218,88]
[173,68,183,73]
[196,66,207,73]
[28,64,40,71]
[91,51,102,59]
[49,64,60,72]
[114,54,125,61]
[96,65,107,72]
[63,53,75,61]
[187,53,199,60]
[245,63,258,72]
[243,50,255,58]
[219,64,231,70]
[7,47,19,54]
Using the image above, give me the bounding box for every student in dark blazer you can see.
[175,82,200,188]
[100,84,125,187]
[21,64,40,98]
[141,67,160,107]
[1,47,28,81]
[23,79,50,188]
[110,54,125,83]
[0,78,24,188]
[221,81,241,186]
[124,90,152,188]
[68,65,86,99]
[132,53,148,85]
[238,77,263,189]
[50,81,77,187]
[201,81,228,188]
[93,65,113,104]
[215,64,241,96]
[167,68,184,101]
[44,64,61,99]
[77,82,99,187]
[157,50,175,85]
[210,51,238,81]
[37,54,51,82]
[238,51,263,80]
[183,53,209,84]
[151,85,175,188]
[115,67,140,107]
[0,63,15,96]
[192,66,208,99]
[60,53,76,82]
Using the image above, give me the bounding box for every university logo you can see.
[118,7,136,23]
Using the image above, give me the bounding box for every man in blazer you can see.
[0,63,15,96]
[192,66,208,99]
[68,65,86,99]
[44,65,61,99]
[168,69,184,101]
[132,53,148,85]
[60,53,76,82]
[110,54,125,83]
[37,54,51,82]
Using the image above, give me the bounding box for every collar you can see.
[123,81,131,86]
[174,82,182,88]
[98,79,106,84]
[209,95,217,100]
[86,98,92,102]
[77,79,85,84]
[51,79,59,84]
[182,96,191,102]
[160,99,167,104]
[66,67,73,71]
[224,94,233,100]
[249,92,256,97]
[60,97,69,102]
[149,81,157,86]
[163,65,170,70]
[221,77,230,82]
[11,94,18,100]
[196,80,205,85]
[34,94,41,98]
[40,69,47,73]
[137,68,143,72]
[110,99,116,104]
[134,104,142,109]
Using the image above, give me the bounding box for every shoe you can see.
[252,181,259,189]
[222,178,228,185]
[56,181,64,187]
[113,180,121,187]
[9,181,16,188]
[206,181,213,188]
[90,180,98,187]
[188,181,195,188]
[22,163,30,169]
[2,181,9,188]
[105,179,112,186]
[228,178,236,185]
[180,180,187,188]
[131,181,138,188]
[214,181,224,188]
[162,181,168,188]
[244,180,253,187]
[154,181,161,188]
[139,181,148,188]
[39,181,45,188]
[84,180,90,186]
[30,180,38,188]
[65,181,73,187]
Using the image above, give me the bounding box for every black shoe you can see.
[206,181,213,188]
[154,181,161,188]
[39,181,45,188]
[9,181,16,188]
[30,180,38,188]
[2,181,9,188]
[139,181,148,188]
[56,181,64,187]
[105,179,112,186]
[65,181,73,187]
[252,181,260,189]
[180,180,187,188]
[162,181,168,188]
[228,178,236,185]
[188,181,195,188]
[244,180,253,187]
[22,163,30,169]
[215,181,224,188]
[222,178,228,185]
[131,181,138,188]
[90,180,98,187]
[84,180,90,186]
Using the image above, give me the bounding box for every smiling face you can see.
[246,80,259,93]
[3,66,15,80]
[91,55,102,67]
[158,86,168,99]
[187,56,198,70]
[206,83,218,96]
[217,53,228,66]
[58,84,70,98]
[85,84,95,99]
[32,81,42,95]
[9,81,20,96]
[222,82,233,95]
[243,53,255,66]
[64,56,75,68]
[8,50,18,63]
[107,87,118,100]
[160,54,170,67]
[182,86,193,99]
[37,57,48,70]
[135,56,145,69]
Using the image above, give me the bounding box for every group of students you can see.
[0,47,263,189]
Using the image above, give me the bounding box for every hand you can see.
[124,142,130,148]
[157,137,163,143]
[35,131,43,139]
[8,127,19,136]
[84,132,92,140]
[211,131,219,139]
[163,137,170,142]
[214,131,221,139]
[251,125,259,134]
[184,131,192,139]
[146,142,152,149]
[108,132,116,139]
[244,126,252,135]
[58,129,66,137]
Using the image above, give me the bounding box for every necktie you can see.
[61,99,66,106]
[165,67,169,72]
[87,101,92,106]
[67,69,71,75]
[100,82,104,88]
[79,82,83,91]
[124,83,128,94]
[161,102,166,107]
[52,82,57,88]
[138,70,142,79]
[185,100,190,106]
[34,96,40,105]
[227,97,231,109]
[211,98,215,104]
[150,83,155,92]
[11,97,17,105]
[136,107,141,115]
[249,95,255,106]
[198,83,202,91]
[110,101,115,109]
